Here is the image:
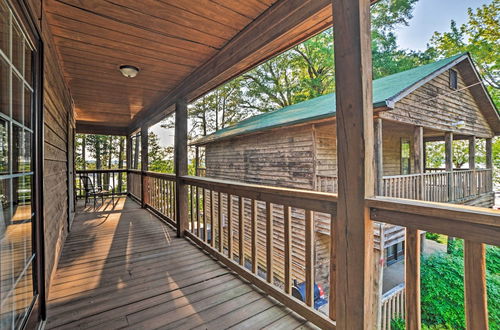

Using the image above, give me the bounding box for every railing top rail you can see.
[144,171,176,179]
[127,169,142,174]
[381,283,405,301]
[77,169,127,174]
[181,175,338,214]
[368,196,500,246]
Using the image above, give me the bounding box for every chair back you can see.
[80,175,95,193]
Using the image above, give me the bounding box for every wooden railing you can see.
[126,172,499,329]
[317,169,493,203]
[380,283,405,330]
[180,175,336,329]
[127,169,142,200]
[76,169,128,197]
[143,171,176,225]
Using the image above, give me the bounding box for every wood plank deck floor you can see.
[46,197,317,329]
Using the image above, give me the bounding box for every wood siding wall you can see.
[27,3,75,291]
[380,69,494,138]
[206,125,315,190]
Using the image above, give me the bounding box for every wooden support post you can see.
[445,132,454,201]
[486,138,493,192]
[140,125,148,208]
[405,227,421,330]
[175,100,188,237]
[464,240,489,329]
[413,126,424,199]
[284,206,292,295]
[469,136,476,195]
[195,146,199,176]
[133,132,139,169]
[332,0,375,326]
[374,118,383,196]
[445,132,455,252]
[126,135,132,193]
[266,202,273,283]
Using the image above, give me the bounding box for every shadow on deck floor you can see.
[46,197,317,329]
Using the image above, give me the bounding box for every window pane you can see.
[23,86,31,129]
[23,131,31,172]
[12,73,22,124]
[0,118,8,174]
[0,178,11,230]
[24,46,32,86]
[0,0,9,58]
[11,23,22,71]
[0,56,9,117]
[12,124,22,174]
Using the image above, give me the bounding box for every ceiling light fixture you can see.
[119,65,140,78]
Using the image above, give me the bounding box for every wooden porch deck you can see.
[45,197,316,329]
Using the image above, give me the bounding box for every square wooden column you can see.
[413,126,424,199]
[126,135,132,193]
[486,138,493,192]
[374,118,384,196]
[469,136,476,195]
[331,0,375,327]
[140,125,149,208]
[175,100,189,237]
[445,132,454,201]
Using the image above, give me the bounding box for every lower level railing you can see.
[116,170,498,329]
[381,283,405,330]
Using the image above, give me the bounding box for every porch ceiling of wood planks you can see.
[44,0,339,133]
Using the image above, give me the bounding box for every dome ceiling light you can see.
[119,65,140,78]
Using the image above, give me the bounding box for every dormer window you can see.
[449,69,458,90]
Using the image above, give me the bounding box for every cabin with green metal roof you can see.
[192,54,499,294]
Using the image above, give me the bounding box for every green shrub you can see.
[391,317,405,330]
[420,242,500,329]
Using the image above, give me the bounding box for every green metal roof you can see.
[195,54,467,145]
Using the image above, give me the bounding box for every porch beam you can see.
[332,0,375,327]
[175,100,189,237]
[76,122,128,136]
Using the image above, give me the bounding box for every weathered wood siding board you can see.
[40,13,74,292]
[314,123,337,177]
[206,125,315,190]
[382,125,414,176]
[381,69,495,138]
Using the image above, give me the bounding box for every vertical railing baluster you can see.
[284,205,292,294]
[238,196,244,266]
[266,202,273,283]
[251,199,258,274]
[203,188,207,242]
[196,186,200,237]
[228,194,233,259]
[305,209,314,307]
[210,190,215,248]
[218,191,223,252]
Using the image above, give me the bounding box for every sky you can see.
[152,0,492,148]
[395,0,491,51]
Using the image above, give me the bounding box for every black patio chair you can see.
[80,175,113,208]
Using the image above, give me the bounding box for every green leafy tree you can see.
[429,0,500,108]
[148,132,173,173]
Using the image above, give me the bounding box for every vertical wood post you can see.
[332,0,375,326]
[405,227,422,329]
[140,125,148,208]
[486,138,493,192]
[126,135,132,193]
[445,132,454,201]
[469,136,476,195]
[413,126,424,199]
[374,118,383,196]
[464,240,489,329]
[195,146,199,176]
[175,100,188,237]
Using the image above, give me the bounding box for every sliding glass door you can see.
[0,0,38,328]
